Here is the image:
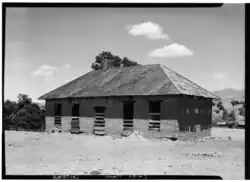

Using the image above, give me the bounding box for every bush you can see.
[4,94,45,132]
[239,107,245,116]
[222,109,229,122]
[91,51,139,70]
[217,101,225,111]
[231,100,240,106]
[228,120,239,128]
[228,110,236,121]
[212,115,224,126]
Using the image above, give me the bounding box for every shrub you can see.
[212,115,224,126]
[228,120,239,128]
[231,100,240,106]
[4,94,45,132]
[222,109,229,122]
[239,107,245,116]
[228,110,236,121]
[217,101,225,111]
[91,51,139,70]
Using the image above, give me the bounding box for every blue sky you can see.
[5,4,244,102]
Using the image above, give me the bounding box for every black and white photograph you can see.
[3,3,245,179]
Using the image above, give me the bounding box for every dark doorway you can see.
[148,101,161,131]
[71,104,80,133]
[54,103,62,125]
[93,106,106,135]
[54,103,62,116]
[123,101,134,131]
[72,104,80,117]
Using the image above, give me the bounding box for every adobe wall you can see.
[177,96,212,135]
[45,95,212,136]
[45,95,180,120]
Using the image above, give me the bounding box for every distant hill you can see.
[213,88,244,101]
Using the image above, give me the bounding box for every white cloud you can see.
[213,73,226,80]
[31,65,60,80]
[62,64,71,69]
[31,64,72,80]
[149,43,193,57]
[126,21,169,40]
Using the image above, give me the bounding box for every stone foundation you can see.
[45,117,211,137]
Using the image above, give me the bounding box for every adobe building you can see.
[39,63,219,138]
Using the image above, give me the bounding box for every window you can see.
[194,108,199,114]
[72,104,80,117]
[71,104,80,132]
[54,103,61,116]
[148,101,161,131]
[54,103,61,125]
[93,106,106,135]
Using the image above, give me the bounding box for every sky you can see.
[5,4,245,103]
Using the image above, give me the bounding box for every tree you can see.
[3,100,17,129]
[217,101,225,111]
[122,57,138,67]
[239,107,245,116]
[16,94,32,111]
[13,102,44,131]
[228,110,236,121]
[4,94,45,131]
[91,51,139,70]
[4,100,16,117]
[222,109,229,122]
[91,62,102,70]
[231,100,240,107]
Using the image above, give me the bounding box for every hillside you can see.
[213,88,244,101]
[212,88,245,126]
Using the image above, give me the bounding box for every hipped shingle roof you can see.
[38,64,219,100]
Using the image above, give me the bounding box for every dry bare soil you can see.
[5,128,244,179]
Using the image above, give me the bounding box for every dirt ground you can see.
[4,128,245,179]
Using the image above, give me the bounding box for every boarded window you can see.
[148,101,161,131]
[93,107,106,135]
[194,108,199,114]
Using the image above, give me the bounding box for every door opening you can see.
[71,103,80,134]
[123,101,134,132]
[54,103,62,126]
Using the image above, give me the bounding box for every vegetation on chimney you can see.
[91,51,139,70]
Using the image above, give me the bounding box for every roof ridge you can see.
[109,64,159,69]
[160,64,220,99]
[158,65,181,94]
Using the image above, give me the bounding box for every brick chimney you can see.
[102,55,112,71]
